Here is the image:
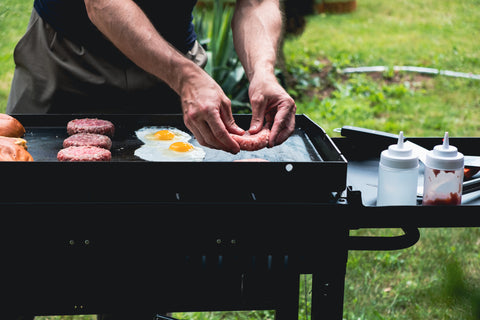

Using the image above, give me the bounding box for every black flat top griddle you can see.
[2,116,480,320]
[25,117,322,163]
[2,114,347,203]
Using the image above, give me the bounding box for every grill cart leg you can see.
[311,247,348,320]
[274,274,300,320]
[311,231,348,320]
[241,271,300,320]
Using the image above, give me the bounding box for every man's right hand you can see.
[179,68,244,154]
[85,0,244,153]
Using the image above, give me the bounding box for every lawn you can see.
[1,0,480,320]
[283,0,480,137]
[0,0,30,109]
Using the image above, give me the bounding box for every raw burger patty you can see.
[230,127,270,151]
[63,133,112,150]
[67,118,115,137]
[57,146,112,162]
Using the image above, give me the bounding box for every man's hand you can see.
[85,0,244,153]
[232,0,296,147]
[180,68,244,154]
[248,74,296,147]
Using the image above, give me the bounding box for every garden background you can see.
[1,0,480,319]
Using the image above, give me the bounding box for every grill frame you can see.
[8,117,480,319]
[2,114,347,203]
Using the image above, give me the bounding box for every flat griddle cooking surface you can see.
[3,114,347,202]
[25,127,322,162]
[20,114,327,163]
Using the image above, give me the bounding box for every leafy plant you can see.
[193,0,250,112]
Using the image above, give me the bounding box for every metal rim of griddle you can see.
[2,114,348,203]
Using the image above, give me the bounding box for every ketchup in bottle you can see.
[422,132,464,206]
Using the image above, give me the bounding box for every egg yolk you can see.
[169,142,194,152]
[151,130,175,140]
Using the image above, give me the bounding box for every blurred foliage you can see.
[193,0,250,113]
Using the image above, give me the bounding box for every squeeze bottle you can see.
[422,132,464,205]
[377,131,419,206]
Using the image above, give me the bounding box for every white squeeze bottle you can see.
[377,131,419,206]
[422,132,464,205]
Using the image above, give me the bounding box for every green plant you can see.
[193,0,250,113]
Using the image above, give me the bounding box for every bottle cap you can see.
[380,131,418,169]
[425,132,464,170]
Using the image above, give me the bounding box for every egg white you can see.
[135,126,191,146]
[134,143,205,162]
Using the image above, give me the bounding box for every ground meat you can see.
[230,127,270,151]
[57,146,112,162]
[63,133,112,150]
[67,118,115,137]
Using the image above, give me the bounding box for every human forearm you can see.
[84,0,198,93]
[232,0,295,146]
[231,0,283,81]
[84,0,244,152]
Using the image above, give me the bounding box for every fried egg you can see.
[135,127,191,146]
[134,141,206,162]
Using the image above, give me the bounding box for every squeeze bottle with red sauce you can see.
[422,132,464,205]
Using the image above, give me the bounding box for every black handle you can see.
[348,227,420,251]
[340,126,401,142]
[338,126,403,159]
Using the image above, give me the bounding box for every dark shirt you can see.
[33,0,198,55]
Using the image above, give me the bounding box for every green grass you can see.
[283,0,480,137]
[284,0,480,71]
[0,0,30,110]
[2,0,480,320]
[345,228,480,320]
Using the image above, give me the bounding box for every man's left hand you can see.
[248,75,296,147]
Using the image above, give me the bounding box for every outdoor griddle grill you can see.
[1,114,480,320]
